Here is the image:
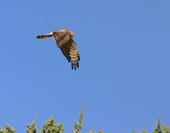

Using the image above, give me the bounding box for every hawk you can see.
[36,29,80,70]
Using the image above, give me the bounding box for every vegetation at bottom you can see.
[0,101,169,133]
[130,114,169,133]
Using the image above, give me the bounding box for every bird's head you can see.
[70,31,74,37]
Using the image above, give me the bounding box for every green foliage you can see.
[0,99,104,133]
[26,114,38,133]
[153,114,170,133]
[0,123,16,133]
[0,101,165,133]
[39,116,64,133]
[0,111,170,133]
[163,125,170,133]
[129,114,170,133]
[71,99,84,133]
[130,124,148,133]
[153,114,163,133]
[98,130,105,133]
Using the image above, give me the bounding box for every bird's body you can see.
[37,29,80,70]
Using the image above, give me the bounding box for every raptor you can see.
[36,29,80,70]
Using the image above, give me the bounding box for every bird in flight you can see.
[36,28,80,70]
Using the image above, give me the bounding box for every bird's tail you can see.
[36,32,53,39]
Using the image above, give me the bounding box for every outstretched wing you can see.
[53,31,80,70]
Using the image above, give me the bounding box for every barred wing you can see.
[52,33,80,70]
[60,38,80,70]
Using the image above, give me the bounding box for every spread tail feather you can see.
[36,32,53,39]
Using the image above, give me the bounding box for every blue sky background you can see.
[0,1,170,133]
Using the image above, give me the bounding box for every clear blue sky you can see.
[0,1,169,133]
